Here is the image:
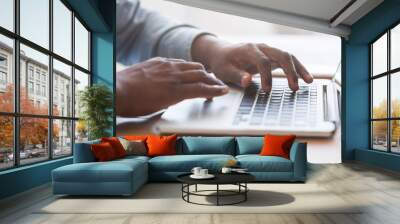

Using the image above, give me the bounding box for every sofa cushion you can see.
[180,137,235,155]
[236,137,263,155]
[53,158,147,183]
[91,142,118,161]
[119,138,147,156]
[101,137,127,158]
[147,135,178,157]
[260,134,296,159]
[149,154,235,172]
[236,155,293,172]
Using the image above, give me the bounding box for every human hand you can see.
[116,57,229,117]
[192,35,313,92]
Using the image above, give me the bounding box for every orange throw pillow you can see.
[101,137,126,158]
[124,135,148,141]
[91,142,117,162]
[146,134,177,157]
[260,134,296,159]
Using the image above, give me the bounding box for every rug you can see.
[38,183,362,214]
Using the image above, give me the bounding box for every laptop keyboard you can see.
[233,81,318,126]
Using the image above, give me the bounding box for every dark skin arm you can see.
[191,35,313,92]
[117,35,313,117]
[117,57,228,117]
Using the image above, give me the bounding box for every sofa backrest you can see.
[235,137,263,155]
[73,139,100,163]
[74,136,298,161]
[178,137,236,155]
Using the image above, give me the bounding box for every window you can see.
[0,0,91,170]
[371,23,400,154]
[35,70,40,81]
[20,0,49,49]
[53,119,72,158]
[0,55,7,67]
[0,116,13,170]
[35,83,40,96]
[74,69,89,119]
[0,35,13,113]
[42,85,46,97]
[53,0,72,60]
[53,59,72,117]
[0,0,14,32]
[75,18,89,70]
[0,71,6,85]
[28,81,34,94]
[28,67,34,80]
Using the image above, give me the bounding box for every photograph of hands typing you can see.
[3,0,400,223]
[116,0,342,163]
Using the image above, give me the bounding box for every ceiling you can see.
[166,0,384,37]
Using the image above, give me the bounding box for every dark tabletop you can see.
[177,172,255,185]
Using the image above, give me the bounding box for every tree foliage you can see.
[79,84,113,140]
[372,99,400,141]
[0,85,59,151]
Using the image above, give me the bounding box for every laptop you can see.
[154,69,341,137]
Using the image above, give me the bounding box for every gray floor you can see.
[1,162,400,224]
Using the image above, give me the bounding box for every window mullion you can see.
[13,0,20,167]
[48,0,54,160]
[388,30,391,153]
[370,45,373,149]
[71,10,76,155]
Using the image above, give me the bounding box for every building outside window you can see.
[0,0,91,170]
[35,70,40,81]
[0,54,7,67]
[0,54,7,90]
[371,23,400,154]
[28,66,34,80]
[41,73,46,83]
[41,85,46,97]
[0,71,6,83]
[28,81,34,94]
[35,83,40,95]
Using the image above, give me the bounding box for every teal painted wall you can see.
[355,148,400,172]
[0,0,115,200]
[0,158,72,199]
[343,0,400,171]
[91,0,116,136]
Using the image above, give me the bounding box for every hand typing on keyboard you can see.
[192,35,314,92]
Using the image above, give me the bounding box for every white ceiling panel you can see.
[226,0,352,21]
[166,0,384,37]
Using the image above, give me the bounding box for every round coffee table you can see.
[177,173,255,206]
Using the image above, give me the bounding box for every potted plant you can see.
[79,84,113,140]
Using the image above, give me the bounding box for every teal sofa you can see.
[52,137,307,196]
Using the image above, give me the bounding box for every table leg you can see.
[245,183,247,201]
[195,184,198,192]
[181,184,183,199]
[187,184,190,202]
[217,184,219,206]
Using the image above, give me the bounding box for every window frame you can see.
[0,0,92,171]
[370,21,400,154]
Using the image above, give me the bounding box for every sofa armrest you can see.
[73,142,97,163]
[289,142,307,181]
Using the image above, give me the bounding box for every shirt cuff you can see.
[157,25,215,61]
